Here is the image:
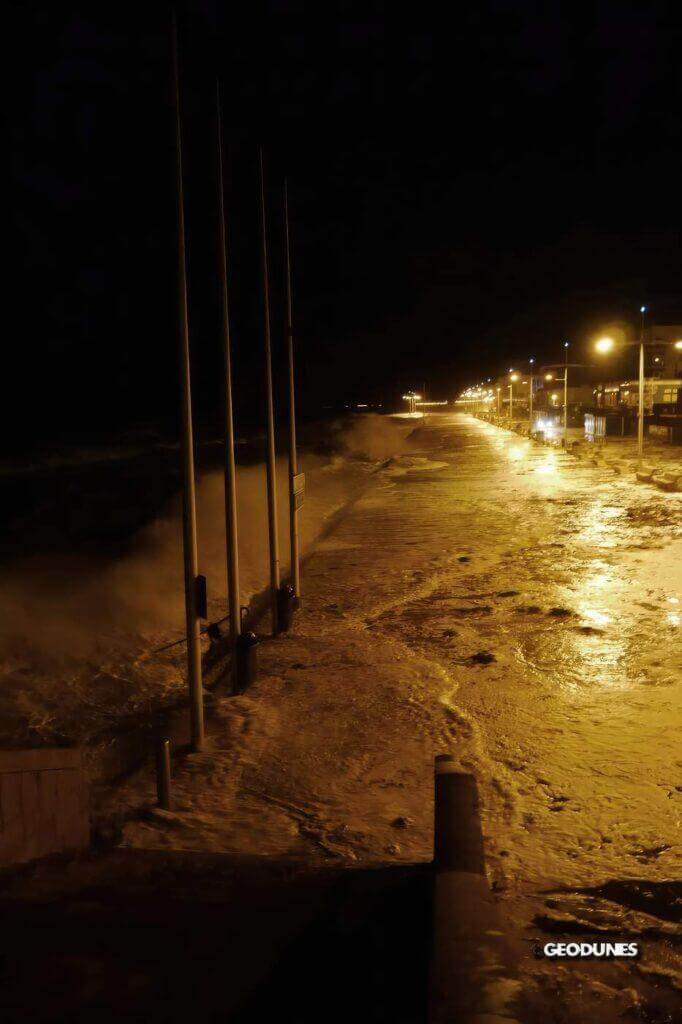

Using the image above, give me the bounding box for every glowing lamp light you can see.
[595,337,615,354]
[545,373,554,381]
[640,305,647,314]
[675,340,682,350]
[509,372,519,382]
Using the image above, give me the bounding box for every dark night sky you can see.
[8,0,681,451]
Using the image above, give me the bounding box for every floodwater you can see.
[4,411,681,1019]
[115,412,681,1019]
[380,416,682,894]
[370,414,682,1018]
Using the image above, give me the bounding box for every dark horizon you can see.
[8,1,681,452]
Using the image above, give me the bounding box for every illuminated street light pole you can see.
[595,313,645,458]
[402,391,422,415]
[508,370,519,420]
[496,387,501,416]
[637,306,646,459]
[172,18,204,750]
[594,308,682,461]
[528,357,535,432]
[542,354,586,447]
[545,345,570,445]
[562,341,569,446]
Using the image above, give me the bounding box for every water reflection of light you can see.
[573,501,623,548]
[563,562,629,690]
[581,607,612,627]
[667,596,680,605]
[534,456,558,475]
[507,445,528,461]
[667,612,680,627]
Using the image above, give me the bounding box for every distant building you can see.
[534,383,593,411]
[593,378,681,415]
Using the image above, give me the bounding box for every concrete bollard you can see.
[652,472,680,492]
[430,755,520,1024]
[635,464,656,483]
[434,756,485,875]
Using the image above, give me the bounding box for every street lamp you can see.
[508,371,519,419]
[496,387,501,416]
[541,344,580,447]
[637,308,646,457]
[528,358,535,432]
[593,308,680,460]
[562,342,570,446]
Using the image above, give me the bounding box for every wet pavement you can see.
[368,416,682,895]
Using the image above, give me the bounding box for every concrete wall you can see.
[0,748,89,867]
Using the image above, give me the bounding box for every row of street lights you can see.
[465,309,682,460]
[402,391,422,415]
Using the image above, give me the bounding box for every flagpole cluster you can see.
[172,19,302,730]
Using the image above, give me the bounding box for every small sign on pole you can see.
[292,472,305,510]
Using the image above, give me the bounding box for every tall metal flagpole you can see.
[259,149,280,634]
[172,16,204,750]
[283,180,301,601]
[216,83,241,664]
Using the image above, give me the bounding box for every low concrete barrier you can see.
[0,748,89,868]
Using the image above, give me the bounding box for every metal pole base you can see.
[156,738,172,811]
